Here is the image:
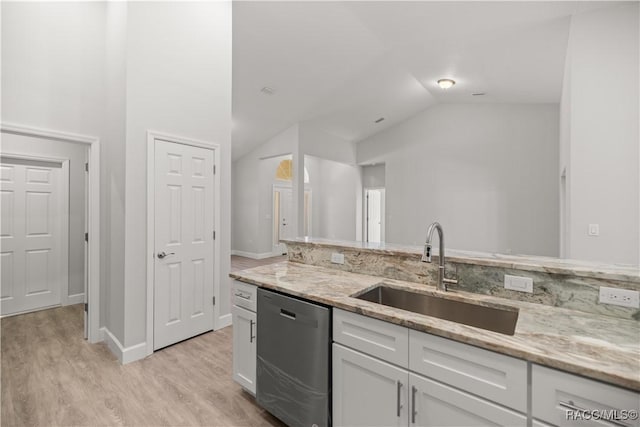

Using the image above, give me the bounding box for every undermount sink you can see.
[354,285,519,335]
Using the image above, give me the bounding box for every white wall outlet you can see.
[504,274,534,293]
[588,224,600,236]
[331,252,345,265]
[599,286,640,308]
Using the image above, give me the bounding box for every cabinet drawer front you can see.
[333,309,409,367]
[410,373,527,427]
[409,330,527,412]
[532,364,640,427]
[232,280,257,312]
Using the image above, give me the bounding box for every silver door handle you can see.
[157,251,175,259]
[397,381,403,417]
[411,386,417,423]
[249,320,255,343]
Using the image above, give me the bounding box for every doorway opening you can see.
[365,188,385,243]
[271,156,311,255]
[0,124,100,343]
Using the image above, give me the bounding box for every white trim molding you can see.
[1,123,101,344]
[102,327,148,365]
[146,130,222,357]
[66,293,85,305]
[218,313,232,329]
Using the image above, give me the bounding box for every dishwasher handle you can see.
[279,308,296,320]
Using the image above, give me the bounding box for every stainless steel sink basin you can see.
[354,285,519,335]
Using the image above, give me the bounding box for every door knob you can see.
[157,251,175,259]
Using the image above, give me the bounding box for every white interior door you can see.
[154,140,215,350]
[273,186,294,255]
[1,158,66,316]
[366,188,385,243]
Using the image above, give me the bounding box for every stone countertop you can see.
[283,237,640,284]
[230,261,640,391]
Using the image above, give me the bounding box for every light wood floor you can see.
[1,256,286,427]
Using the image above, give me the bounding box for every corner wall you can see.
[561,3,639,266]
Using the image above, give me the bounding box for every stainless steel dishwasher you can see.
[256,288,331,427]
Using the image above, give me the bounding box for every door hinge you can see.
[213,165,216,174]
[212,296,216,305]
[84,232,89,242]
[213,230,216,240]
[85,162,89,172]
[84,303,88,312]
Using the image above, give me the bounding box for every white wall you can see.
[102,0,127,346]
[561,3,639,266]
[1,2,113,328]
[1,134,87,298]
[357,103,560,256]
[232,124,299,256]
[123,1,232,347]
[362,164,385,188]
[305,155,362,241]
[299,123,357,165]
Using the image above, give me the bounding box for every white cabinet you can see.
[333,343,408,427]
[333,310,529,427]
[409,373,526,426]
[232,280,258,394]
[532,364,640,427]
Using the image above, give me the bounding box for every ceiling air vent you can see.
[374,117,385,123]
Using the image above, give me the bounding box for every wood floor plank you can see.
[1,256,286,427]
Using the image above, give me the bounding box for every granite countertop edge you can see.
[230,261,640,392]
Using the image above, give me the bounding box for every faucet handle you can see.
[442,277,458,291]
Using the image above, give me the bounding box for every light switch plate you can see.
[599,286,640,308]
[331,252,345,265]
[504,274,533,293]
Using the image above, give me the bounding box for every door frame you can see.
[0,123,101,343]
[146,130,221,357]
[0,153,70,312]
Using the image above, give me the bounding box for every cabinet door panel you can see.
[333,343,408,427]
[232,305,256,394]
[410,373,527,427]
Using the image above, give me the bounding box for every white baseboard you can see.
[217,313,232,329]
[231,249,283,259]
[66,293,84,305]
[102,327,148,365]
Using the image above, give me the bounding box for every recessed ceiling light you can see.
[374,117,385,123]
[261,86,275,95]
[472,92,486,96]
[437,79,456,89]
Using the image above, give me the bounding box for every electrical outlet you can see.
[504,274,533,293]
[599,287,640,308]
[331,252,345,265]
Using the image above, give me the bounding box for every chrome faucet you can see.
[422,222,457,291]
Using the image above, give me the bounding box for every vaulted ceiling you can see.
[232,1,617,160]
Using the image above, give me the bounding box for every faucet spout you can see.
[421,222,454,291]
